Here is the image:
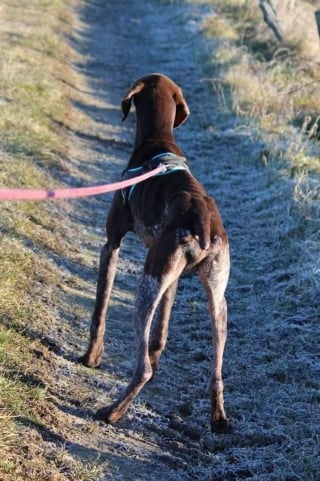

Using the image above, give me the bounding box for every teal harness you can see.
[121,152,189,204]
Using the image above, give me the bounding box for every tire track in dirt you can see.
[46,0,319,480]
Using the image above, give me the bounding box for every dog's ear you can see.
[121,81,144,121]
[173,89,190,128]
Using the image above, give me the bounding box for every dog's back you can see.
[121,73,227,259]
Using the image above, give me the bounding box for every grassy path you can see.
[0,1,319,480]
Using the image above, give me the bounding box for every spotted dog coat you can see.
[81,74,231,433]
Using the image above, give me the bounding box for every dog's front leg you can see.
[81,194,129,368]
[81,242,120,368]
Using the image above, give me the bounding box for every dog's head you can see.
[121,73,190,128]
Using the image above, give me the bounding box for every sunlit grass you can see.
[205,0,320,174]
[0,1,95,480]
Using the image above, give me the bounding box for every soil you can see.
[27,0,319,480]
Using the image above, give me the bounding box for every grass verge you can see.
[0,1,104,479]
[201,1,319,479]
[204,0,320,167]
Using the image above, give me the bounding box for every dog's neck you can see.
[129,97,185,167]
[134,123,175,149]
[133,95,177,148]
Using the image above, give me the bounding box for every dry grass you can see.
[204,0,320,155]
[0,1,104,480]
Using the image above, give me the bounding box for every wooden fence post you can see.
[315,11,320,38]
[259,0,283,42]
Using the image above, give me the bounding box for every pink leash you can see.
[0,164,166,201]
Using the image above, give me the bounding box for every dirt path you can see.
[38,1,319,480]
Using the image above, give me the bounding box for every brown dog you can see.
[81,73,231,433]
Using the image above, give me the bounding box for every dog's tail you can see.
[177,194,211,250]
[192,198,211,250]
[192,196,226,251]
[171,193,220,251]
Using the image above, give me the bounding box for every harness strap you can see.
[121,152,189,203]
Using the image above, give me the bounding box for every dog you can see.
[81,73,231,433]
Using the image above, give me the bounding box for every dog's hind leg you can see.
[95,236,186,424]
[199,243,232,433]
[149,279,179,375]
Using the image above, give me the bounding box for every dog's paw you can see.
[211,418,233,434]
[79,353,102,369]
[95,406,121,425]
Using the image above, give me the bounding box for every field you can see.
[0,0,319,480]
